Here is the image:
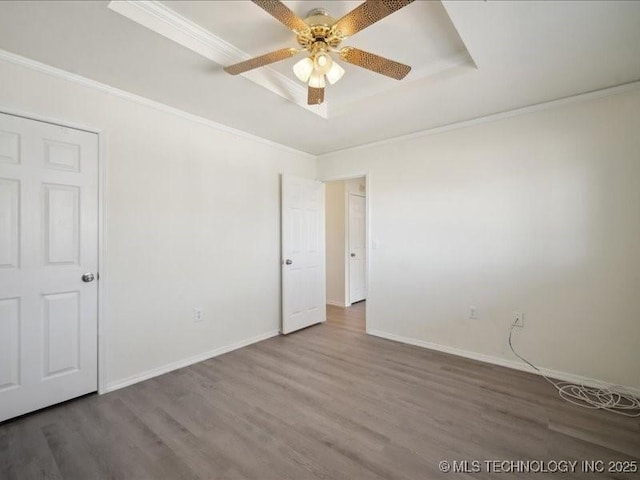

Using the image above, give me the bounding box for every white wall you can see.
[318,89,640,390]
[3,52,639,393]
[325,181,346,306]
[0,58,315,389]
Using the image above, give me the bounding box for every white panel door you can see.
[281,175,325,334]
[0,112,98,422]
[349,193,366,304]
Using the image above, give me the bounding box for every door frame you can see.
[0,106,109,394]
[320,172,370,332]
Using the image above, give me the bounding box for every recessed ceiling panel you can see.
[158,0,475,111]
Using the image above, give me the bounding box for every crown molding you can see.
[2,44,637,160]
[107,0,328,119]
[0,48,315,159]
[317,80,640,158]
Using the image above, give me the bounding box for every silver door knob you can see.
[285,259,293,265]
[350,253,356,258]
[82,273,95,283]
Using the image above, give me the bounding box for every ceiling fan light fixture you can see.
[293,57,314,83]
[308,71,326,88]
[224,0,416,106]
[325,61,345,85]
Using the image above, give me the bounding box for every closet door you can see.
[0,112,98,422]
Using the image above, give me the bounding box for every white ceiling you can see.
[158,1,472,111]
[0,1,638,155]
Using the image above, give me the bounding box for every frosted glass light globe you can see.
[293,57,314,83]
[308,71,326,88]
[325,61,345,85]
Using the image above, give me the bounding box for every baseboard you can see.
[104,330,280,392]
[326,300,349,307]
[367,329,640,397]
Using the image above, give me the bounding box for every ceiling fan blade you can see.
[252,0,309,33]
[224,48,300,75]
[340,47,411,80]
[308,86,325,105]
[333,0,414,38]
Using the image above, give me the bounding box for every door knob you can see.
[350,253,356,258]
[285,259,293,265]
[82,273,95,283]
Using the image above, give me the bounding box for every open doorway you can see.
[324,176,367,332]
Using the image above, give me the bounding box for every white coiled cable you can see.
[508,325,640,417]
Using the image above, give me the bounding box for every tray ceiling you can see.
[109,1,475,118]
[0,1,638,154]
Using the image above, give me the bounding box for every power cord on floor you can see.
[508,324,640,417]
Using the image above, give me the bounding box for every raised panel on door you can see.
[0,178,20,268]
[291,208,303,255]
[43,291,80,378]
[307,208,320,253]
[43,183,80,265]
[307,265,322,311]
[44,139,81,172]
[0,297,20,391]
[288,267,305,317]
[0,130,20,164]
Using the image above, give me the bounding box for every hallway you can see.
[326,301,366,333]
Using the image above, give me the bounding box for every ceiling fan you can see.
[224,0,415,105]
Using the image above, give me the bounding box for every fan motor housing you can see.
[297,8,342,48]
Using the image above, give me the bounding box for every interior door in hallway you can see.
[281,175,325,334]
[0,112,99,422]
[349,193,366,304]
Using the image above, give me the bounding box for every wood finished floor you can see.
[1,301,639,479]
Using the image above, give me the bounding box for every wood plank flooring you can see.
[1,301,638,479]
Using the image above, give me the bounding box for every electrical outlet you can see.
[193,308,203,322]
[469,306,478,319]
[513,312,524,328]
